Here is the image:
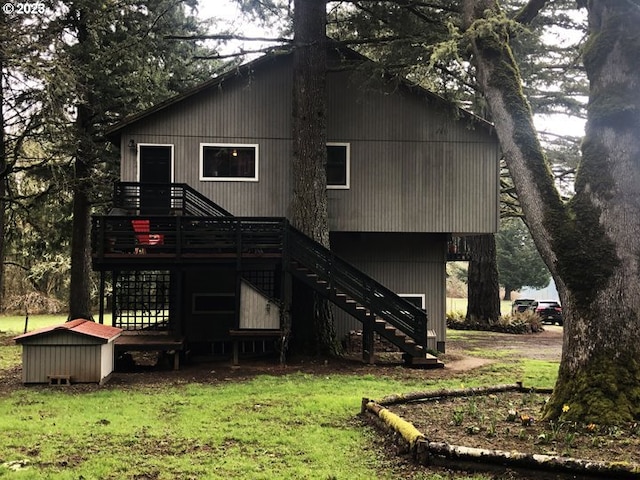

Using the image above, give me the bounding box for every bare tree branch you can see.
[513,0,549,25]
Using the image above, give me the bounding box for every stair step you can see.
[403,352,444,368]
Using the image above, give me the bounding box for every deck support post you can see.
[362,315,375,364]
[111,270,119,328]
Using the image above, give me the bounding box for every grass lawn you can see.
[0,370,503,480]
[0,320,557,479]
[0,314,68,335]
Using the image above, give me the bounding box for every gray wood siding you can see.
[21,344,107,383]
[118,55,499,233]
[330,233,447,345]
[239,281,280,329]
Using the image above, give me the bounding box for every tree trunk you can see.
[68,8,94,321]
[290,0,340,356]
[503,286,512,302]
[463,0,640,424]
[466,234,501,324]
[0,45,6,310]
[68,134,93,320]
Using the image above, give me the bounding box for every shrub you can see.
[4,292,65,315]
[447,310,544,334]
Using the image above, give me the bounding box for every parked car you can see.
[511,299,535,314]
[529,300,563,326]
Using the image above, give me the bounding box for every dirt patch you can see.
[388,389,640,468]
[445,325,563,362]
[0,327,563,393]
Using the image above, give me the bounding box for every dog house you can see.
[14,319,122,385]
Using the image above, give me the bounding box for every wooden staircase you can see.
[286,228,441,367]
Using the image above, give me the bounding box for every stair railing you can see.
[285,224,428,349]
[113,182,232,217]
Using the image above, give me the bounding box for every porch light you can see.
[128,139,137,151]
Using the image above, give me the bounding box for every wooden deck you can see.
[114,333,185,370]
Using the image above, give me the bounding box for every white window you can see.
[200,143,259,182]
[326,143,350,189]
[399,294,426,310]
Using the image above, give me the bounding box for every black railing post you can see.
[176,215,182,259]
[362,315,375,364]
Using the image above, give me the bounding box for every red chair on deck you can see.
[131,219,164,253]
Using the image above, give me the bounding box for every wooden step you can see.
[403,352,444,368]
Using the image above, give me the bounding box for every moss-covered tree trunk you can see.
[290,0,340,356]
[463,0,640,424]
[466,234,501,324]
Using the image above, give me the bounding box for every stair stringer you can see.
[288,262,438,365]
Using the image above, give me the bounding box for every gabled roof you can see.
[106,44,493,141]
[14,319,122,343]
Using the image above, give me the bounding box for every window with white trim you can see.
[200,144,258,181]
[399,294,426,311]
[326,143,350,189]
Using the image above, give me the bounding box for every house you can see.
[91,47,499,366]
[14,319,122,384]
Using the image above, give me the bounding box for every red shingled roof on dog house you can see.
[14,319,122,385]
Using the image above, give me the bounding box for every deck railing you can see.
[113,182,232,217]
[285,226,428,349]
[91,215,286,260]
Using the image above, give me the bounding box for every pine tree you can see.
[46,0,215,319]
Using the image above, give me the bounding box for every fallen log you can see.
[426,441,640,478]
[376,383,531,406]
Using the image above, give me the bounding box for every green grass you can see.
[0,373,485,479]
[0,319,558,479]
[0,316,67,371]
[0,314,67,334]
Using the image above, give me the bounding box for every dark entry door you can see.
[139,145,172,215]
